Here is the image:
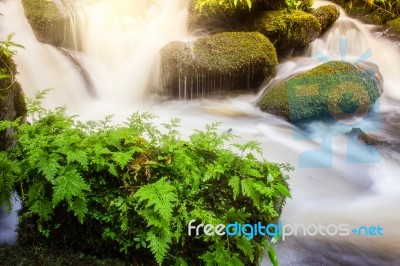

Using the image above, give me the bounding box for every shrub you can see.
[0,92,291,265]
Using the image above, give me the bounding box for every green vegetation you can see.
[193,0,310,12]
[248,10,321,50]
[188,0,314,31]
[385,16,400,32]
[188,0,261,31]
[194,0,254,10]
[285,0,313,11]
[0,35,26,153]
[257,61,382,122]
[311,5,340,32]
[0,91,291,265]
[332,0,396,24]
[161,32,277,95]
[365,0,400,16]
[21,0,69,47]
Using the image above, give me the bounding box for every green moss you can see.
[386,17,400,30]
[0,49,27,150]
[311,5,340,32]
[160,32,277,97]
[189,0,251,31]
[257,61,382,122]
[188,0,287,31]
[331,0,395,25]
[193,32,277,75]
[379,17,400,42]
[301,0,314,11]
[249,10,321,50]
[21,0,69,47]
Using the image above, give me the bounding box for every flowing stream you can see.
[1,0,400,265]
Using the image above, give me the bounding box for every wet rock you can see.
[257,61,383,122]
[247,10,321,50]
[346,128,377,146]
[21,0,71,47]
[311,5,340,33]
[379,17,400,44]
[0,51,27,151]
[160,32,277,98]
[188,0,287,32]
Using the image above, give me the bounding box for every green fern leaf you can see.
[273,183,291,198]
[228,175,240,200]
[70,197,88,223]
[134,178,178,224]
[146,230,173,265]
[236,236,254,262]
[52,169,90,207]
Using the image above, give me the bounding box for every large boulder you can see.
[247,11,321,50]
[21,0,71,47]
[160,32,277,98]
[311,5,340,33]
[0,51,27,151]
[188,0,287,32]
[257,61,383,122]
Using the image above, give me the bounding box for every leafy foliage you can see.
[0,92,292,265]
[0,34,24,82]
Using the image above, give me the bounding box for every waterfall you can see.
[58,0,189,104]
[1,0,400,264]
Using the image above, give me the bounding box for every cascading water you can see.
[1,0,400,265]
[58,0,189,104]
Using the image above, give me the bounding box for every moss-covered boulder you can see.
[0,52,27,151]
[257,61,383,122]
[21,0,70,47]
[248,11,321,50]
[311,5,340,33]
[160,32,277,98]
[188,0,287,32]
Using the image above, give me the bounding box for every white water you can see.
[1,0,400,265]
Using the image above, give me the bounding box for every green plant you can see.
[285,0,314,11]
[0,34,24,82]
[195,0,253,11]
[1,91,291,265]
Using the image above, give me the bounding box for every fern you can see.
[0,91,292,265]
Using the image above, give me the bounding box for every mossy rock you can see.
[160,32,277,98]
[21,0,70,47]
[248,10,321,50]
[385,17,400,33]
[257,61,383,122]
[378,17,400,43]
[0,51,27,151]
[188,0,287,32]
[311,5,340,32]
